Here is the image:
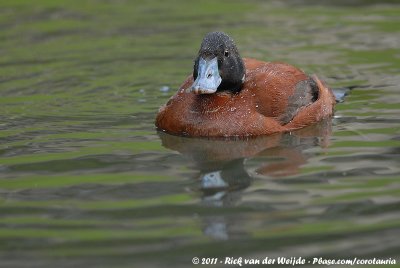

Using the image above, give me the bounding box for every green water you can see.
[0,0,399,267]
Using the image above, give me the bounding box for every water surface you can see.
[0,1,399,267]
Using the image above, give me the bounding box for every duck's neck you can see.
[217,75,245,94]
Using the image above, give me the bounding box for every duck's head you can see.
[190,32,245,95]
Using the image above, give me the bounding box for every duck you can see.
[156,31,336,137]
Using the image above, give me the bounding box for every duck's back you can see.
[243,58,318,124]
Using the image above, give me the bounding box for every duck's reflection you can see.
[158,119,332,240]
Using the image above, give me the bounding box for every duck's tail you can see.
[285,75,336,130]
[311,74,336,107]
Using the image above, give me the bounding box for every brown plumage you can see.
[156,32,335,137]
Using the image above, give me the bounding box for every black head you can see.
[191,32,245,94]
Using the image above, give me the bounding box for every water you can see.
[0,1,399,267]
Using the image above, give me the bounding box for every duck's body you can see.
[156,32,335,137]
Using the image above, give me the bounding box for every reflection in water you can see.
[158,119,332,239]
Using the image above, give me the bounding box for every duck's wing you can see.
[244,59,314,122]
[278,77,318,124]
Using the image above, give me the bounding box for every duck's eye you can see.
[224,50,229,57]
